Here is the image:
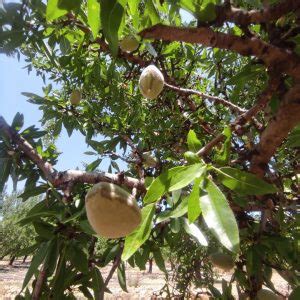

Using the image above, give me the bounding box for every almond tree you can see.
[0,1,299,299]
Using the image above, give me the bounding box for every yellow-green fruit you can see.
[120,35,139,52]
[70,90,81,105]
[184,151,200,164]
[139,65,164,99]
[142,152,158,167]
[209,253,235,271]
[257,289,279,300]
[85,182,141,238]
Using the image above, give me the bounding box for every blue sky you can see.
[0,8,194,193]
[0,55,127,191]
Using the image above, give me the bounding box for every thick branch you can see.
[0,115,55,182]
[215,0,300,26]
[250,85,300,177]
[0,115,145,192]
[140,25,300,80]
[196,78,279,156]
[53,170,145,191]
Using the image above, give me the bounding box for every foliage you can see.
[0,192,38,260]
[0,0,299,298]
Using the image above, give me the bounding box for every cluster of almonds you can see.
[69,36,165,105]
[83,37,165,238]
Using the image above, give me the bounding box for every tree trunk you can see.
[8,256,15,266]
[22,255,28,263]
[148,258,153,274]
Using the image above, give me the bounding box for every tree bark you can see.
[8,256,15,266]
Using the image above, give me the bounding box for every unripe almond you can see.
[139,65,164,99]
[85,182,141,238]
[209,252,235,271]
[142,152,158,167]
[120,35,139,53]
[70,90,81,105]
[257,289,279,300]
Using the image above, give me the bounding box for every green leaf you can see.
[122,204,155,261]
[66,241,89,273]
[86,158,101,171]
[188,177,201,223]
[79,220,97,235]
[144,164,205,203]
[103,244,120,266]
[216,167,278,195]
[91,267,106,298]
[117,262,128,292]
[197,2,216,22]
[22,241,49,290]
[214,127,231,166]
[153,249,166,272]
[145,0,160,25]
[170,218,181,233]
[46,0,80,21]
[11,112,24,131]
[44,238,59,277]
[19,185,48,201]
[100,0,125,56]
[183,218,208,246]
[134,246,150,270]
[88,0,101,39]
[0,158,12,193]
[33,221,55,239]
[200,178,239,252]
[286,126,300,148]
[156,196,188,223]
[169,164,206,192]
[289,286,300,300]
[187,129,201,152]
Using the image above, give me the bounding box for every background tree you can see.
[0,0,299,299]
[0,192,38,264]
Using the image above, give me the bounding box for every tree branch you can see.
[214,0,300,26]
[99,243,123,300]
[140,25,300,80]
[250,84,300,177]
[0,115,145,192]
[32,263,46,300]
[165,82,246,114]
[0,115,55,182]
[196,77,280,156]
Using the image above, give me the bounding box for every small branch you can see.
[99,243,124,300]
[32,263,47,300]
[196,78,279,157]
[140,25,300,80]
[165,82,246,114]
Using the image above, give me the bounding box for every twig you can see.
[165,82,246,114]
[99,243,124,300]
[196,77,280,157]
[32,263,47,300]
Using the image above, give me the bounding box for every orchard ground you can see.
[0,259,291,299]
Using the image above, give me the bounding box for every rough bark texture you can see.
[250,85,300,177]
[140,25,300,80]
[215,0,300,26]
[0,115,145,192]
